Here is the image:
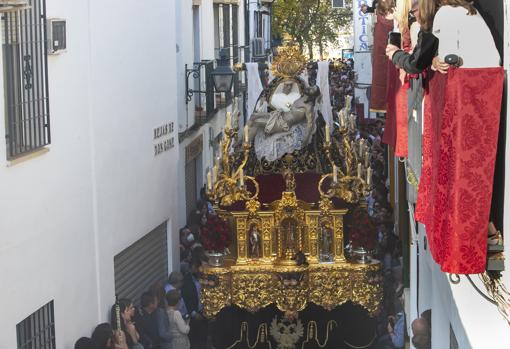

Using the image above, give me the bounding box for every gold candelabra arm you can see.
[221,127,237,176]
[324,139,346,178]
[240,176,260,201]
[341,132,355,175]
[318,172,370,204]
[318,173,335,199]
[233,142,252,179]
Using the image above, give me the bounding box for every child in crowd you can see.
[166,289,191,349]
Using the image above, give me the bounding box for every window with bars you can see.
[16,300,56,349]
[2,0,51,160]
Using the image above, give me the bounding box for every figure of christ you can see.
[282,219,298,256]
[320,225,333,262]
[249,225,261,258]
[269,81,301,112]
[246,85,321,146]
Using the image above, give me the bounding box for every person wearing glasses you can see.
[385,0,439,74]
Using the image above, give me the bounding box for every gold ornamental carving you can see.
[201,263,382,318]
[231,272,274,313]
[272,43,307,79]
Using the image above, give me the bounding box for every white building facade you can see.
[403,1,510,348]
[176,0,249,225]
[0,0,180,347]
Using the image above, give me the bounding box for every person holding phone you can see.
[166,290,191,349]
[385,0,439,74]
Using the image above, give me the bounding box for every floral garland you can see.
[200,214,232,253]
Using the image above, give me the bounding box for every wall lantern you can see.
[211,48,235,93]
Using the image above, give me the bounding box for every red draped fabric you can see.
[383,66,408,156]
[370,14,393,112]
[382,63,398,147]
[416,67,504,274]
[383,27,411,154]
[225,173,345,211]
[394,72,408,157]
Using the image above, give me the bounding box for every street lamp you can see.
[211,48,235,93]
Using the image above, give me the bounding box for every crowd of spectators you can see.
[74,189,214,349]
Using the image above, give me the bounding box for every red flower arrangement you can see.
[350,208,377,251]
[200,214,232,253]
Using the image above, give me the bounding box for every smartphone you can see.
[388,32,402,48]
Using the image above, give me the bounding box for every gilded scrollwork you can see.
[201,263,382,318]
[201,269,232,318]
[231,272,274,313]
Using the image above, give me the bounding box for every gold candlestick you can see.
[244,125,249,143]
[207,171,213,191]
[225,111,231,130]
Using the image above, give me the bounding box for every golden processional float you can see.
[200,43,382,320]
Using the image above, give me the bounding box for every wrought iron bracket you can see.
[185,63,205,104]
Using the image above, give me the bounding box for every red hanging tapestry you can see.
[416,67,504,274]
[382,62,398,148]
[370,14,393,112]
[384,68,409,156]
[383,27,411,154]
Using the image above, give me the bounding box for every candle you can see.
[365,151,369,167]
[325,124,330,142]
[367,167,372,186]
[225,112,231,129]
[244,125,249,143]
[333,165,338,183]
[239,170,244,187]
[340,113,345,127]
[357,163,362,178]
[207,171,212,191]
[213,165,218,183]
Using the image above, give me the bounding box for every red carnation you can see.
[200,215,232,253]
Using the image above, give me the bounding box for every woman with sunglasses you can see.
[385,0,440,74]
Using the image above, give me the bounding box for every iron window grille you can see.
[2,0,50,159]
[16,300,56,349]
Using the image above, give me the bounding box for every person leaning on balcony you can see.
[385,0,440,74]
[431,0,500,73]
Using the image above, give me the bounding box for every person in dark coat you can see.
[181,257,208,349]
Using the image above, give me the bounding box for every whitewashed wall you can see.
[176,1,246,230]
[0,0,179,347]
